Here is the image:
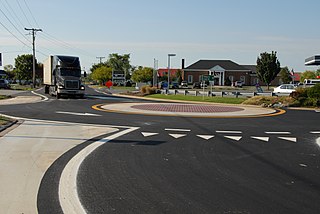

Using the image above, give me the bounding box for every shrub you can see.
[140,85,157,95]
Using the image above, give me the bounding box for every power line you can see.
[0,20,30,47]
[23,0,40,27]
[16,0,32,27]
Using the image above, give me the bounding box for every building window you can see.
[188,75,193,83]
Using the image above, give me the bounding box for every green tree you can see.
[256,51,281,90]
[3,64,14,79]
[300,70,316,82]
[279,66,291,84]
[91,65,112,85]
[132,66,153,83]
[14,54,34,83]
[175,69,183,83]
[106,53,132,79]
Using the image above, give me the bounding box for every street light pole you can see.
[167,54,176,92]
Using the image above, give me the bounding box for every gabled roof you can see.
[241,65,257,73]
[184,60,249,71]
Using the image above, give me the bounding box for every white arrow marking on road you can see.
[224,136,242,141]
[141,132,159,137]
[278,137,297,143]
[197,135,214,140]
[251,136,269,142]
[56,111,101,117]
[169,134,187,139]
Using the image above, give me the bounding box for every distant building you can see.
[157,68,180,81]
[183,59,281,86]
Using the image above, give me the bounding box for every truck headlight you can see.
[58,85,64,89]
[80,85,85,90]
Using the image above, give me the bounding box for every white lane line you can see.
[169,134,187,139]
[59,126,139,214]
[224,136,242,141]
[56,111,101,117]
[278,137,297,143]
[197,135,215,140]
[216,130,242,134]
[165,128,191,132]
[310,131,320,134]
[265,132,291,134]
[317,137,320,147]
[141,132,159,137]
[31,90,49,101]
[251,136,270,142]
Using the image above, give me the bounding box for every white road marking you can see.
[278,137,297,143]
[265,132,291,135]
[59,126,139,214]
[216,130,242,134]
[56,111,101,117]
[197,135,214,140]
[316,137,320,148]
[224,136,242,141]
[251,136,270,142]
[169,134,187,139]
[31,90,49,101]
[141,132,159,137]
[310,131,320,134]
[165,128,191,132]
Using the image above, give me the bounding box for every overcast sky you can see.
[1,0,319,72]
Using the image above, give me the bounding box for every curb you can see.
[0,119,18,133]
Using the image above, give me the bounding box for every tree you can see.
[106,53,131,79]
[175,69,183,84]
[14,54,34,83]
[256,51,281,90]
[131,66,153,83]
[3,64,14,79]
[300,70,316,82]
[91,65,112,85]
[279,66,291,84]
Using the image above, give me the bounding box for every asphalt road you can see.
[1,87,320,213]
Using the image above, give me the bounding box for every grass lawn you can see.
[147,94,247,104]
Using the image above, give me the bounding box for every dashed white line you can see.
[265,132,291,135]
[165,128,191,132]
[310,131,320,134]
[56,111,101,117]
[216,130,242,134]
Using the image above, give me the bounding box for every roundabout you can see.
[92,102,285,118]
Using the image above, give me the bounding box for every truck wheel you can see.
[56,93,60,99]
[44,86,49,94]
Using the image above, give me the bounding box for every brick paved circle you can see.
[131,104,243,113]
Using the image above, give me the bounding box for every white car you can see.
[273,84,296,93]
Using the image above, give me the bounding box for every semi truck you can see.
[43,55,86,98]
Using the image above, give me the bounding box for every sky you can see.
[1,0,320,73]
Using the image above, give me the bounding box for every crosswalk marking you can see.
[169,134,187,139]
[141,132,159,137]
[251,136,269,142]
[197,135,215,140]
[224,136,242,141]
[278,137,297,143]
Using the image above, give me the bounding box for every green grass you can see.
[147,94,247,104]
[0,116,11,125]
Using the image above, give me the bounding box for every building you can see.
[157,68,180,81]
[183,59,281,86]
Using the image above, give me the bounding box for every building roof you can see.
[241,65,257,73]
[184,60,249,71]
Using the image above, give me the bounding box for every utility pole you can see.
[96,56,105,64]
[25,28,42,88]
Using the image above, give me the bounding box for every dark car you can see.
[171,82,179,89]
[192,82,201,89]
[0,79,10,89]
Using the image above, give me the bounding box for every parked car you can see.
[158,81,168,89]
[0,79,10,89]
[200,82,208,88]
[234,81,243,87]
[192,82,201,89]
[273,84,296,93]
[171,82,179,89]
[180,81,188,88]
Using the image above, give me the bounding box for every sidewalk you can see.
[0,119,118,214]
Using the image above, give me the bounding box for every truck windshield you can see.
[60,68,81,77]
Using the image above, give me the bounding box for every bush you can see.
[140,85,157,95]
[290,84,320,107]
